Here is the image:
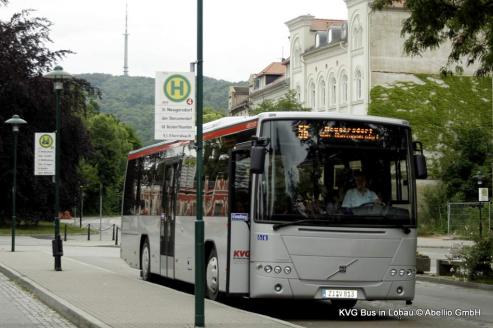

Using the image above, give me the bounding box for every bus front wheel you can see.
[141,239,151,281]
[206,248,219,300]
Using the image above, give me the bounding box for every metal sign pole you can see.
[194,0,205,326]
[54,86,62,271]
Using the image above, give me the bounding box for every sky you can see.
[1,0,347,82]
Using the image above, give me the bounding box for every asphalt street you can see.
[230,281,493,328]
[0,220,491,328]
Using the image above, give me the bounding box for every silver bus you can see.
[121,111,427,307]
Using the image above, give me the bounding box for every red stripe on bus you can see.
[128,119,257,160]
[204,120,257,141]
[128,141,189,160]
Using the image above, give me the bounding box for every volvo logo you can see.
[327,259,358,279]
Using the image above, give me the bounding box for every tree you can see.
[439,127,492,201]
[0,8,96,222]
[250,90,309,115]
[79,73,243,146]
[372,0,493,75]
[203,106,225,123]
[80,113,141,214]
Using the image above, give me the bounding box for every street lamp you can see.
[43,66,72,271]
[4,114,27,252]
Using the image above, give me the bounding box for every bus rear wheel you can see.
[141,239,151,281]
[206,248,219,300]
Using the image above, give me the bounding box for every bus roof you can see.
[255,111,410,126]
[128,112,409,159]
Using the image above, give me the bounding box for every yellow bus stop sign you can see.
[164,74,191,102]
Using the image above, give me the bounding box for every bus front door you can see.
[227,146,251,295]
[160,162,178,279]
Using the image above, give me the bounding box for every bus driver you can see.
[342,171,380,208]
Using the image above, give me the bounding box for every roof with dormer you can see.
[257,62,286,77]
[310,19,346,31]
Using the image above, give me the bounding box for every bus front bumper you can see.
[249,274,415,301]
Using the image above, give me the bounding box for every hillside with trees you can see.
[78,74,242,145]
[0,6,141,220]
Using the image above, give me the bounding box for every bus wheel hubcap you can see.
[142,246,149,277]
[206,256,218,294]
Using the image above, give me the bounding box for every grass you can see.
[473,277,493,285]
[0,221,97,236]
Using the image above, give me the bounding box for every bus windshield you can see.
[256,119,415,228]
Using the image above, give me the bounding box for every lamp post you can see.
[43,66,72,271]
[475,170,485,239]
[4,114,27,252]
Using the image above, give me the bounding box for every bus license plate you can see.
[322,289,358,299]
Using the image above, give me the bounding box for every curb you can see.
[417,274,493,291]
[0,259,301,328]
[0,261,111,328]
[417,245,454,249]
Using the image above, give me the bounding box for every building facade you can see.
[229,0,476,116]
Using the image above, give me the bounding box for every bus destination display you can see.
[296,122,380,142]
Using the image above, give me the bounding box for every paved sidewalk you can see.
[417,236,474,249]
[0,271,75,327]
[417,236,475,274]
[0,240,300,328]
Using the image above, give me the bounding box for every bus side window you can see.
[232,151,250,213]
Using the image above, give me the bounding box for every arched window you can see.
[352,16,363,49]
[340,73,348,105]
[292,39,301,68]
[309,82,316,109]
[318,78,326,110]
[329,74,337,107]
[354,69,362,101]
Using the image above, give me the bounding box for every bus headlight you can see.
[264,265,273,273]
[390,269,397,276]
[399,269,405,276]
[284,266,292,274]
[274,266,282,274]
[407,269,413,277]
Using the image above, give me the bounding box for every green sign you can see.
[164,74,191,102]
[39,134,54,148]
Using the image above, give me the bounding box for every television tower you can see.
[123,2,129,76]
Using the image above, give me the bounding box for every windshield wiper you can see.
[273,219,328,231]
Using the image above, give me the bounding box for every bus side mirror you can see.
[413,141,428,179]
[250,137,269,174]
[250,146,266,174]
